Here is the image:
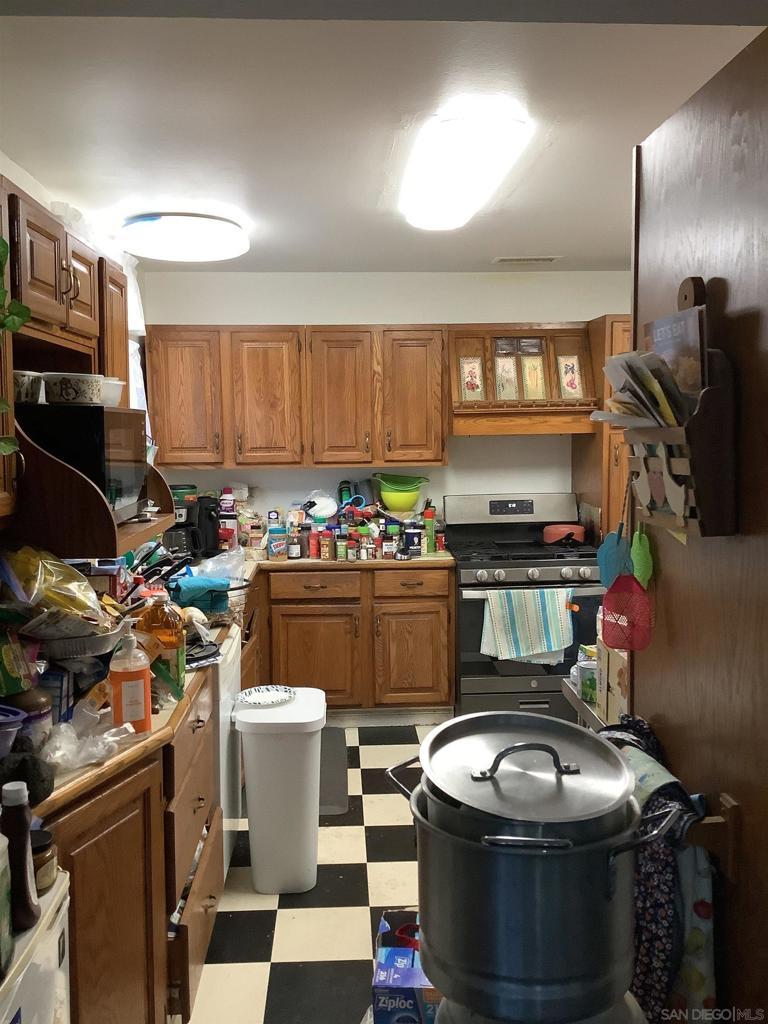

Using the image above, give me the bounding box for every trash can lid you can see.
[235,687,326,734]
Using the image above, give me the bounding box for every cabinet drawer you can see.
[269,571,360,600]
[166,714,218,906]
[165,673,215,800]
[168,805,225,1022]
[374,570,450,598]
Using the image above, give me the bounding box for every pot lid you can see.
[420,712,634,824]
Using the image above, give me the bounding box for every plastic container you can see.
[0,707,26,758]
[219,487,236,514]
[268,527,288,561]
[1,691,52,752]
[373,473,429,513]
[101,378,125,406]
[235,688,326,893]
[109,634,152,733]
[136,596,186,698]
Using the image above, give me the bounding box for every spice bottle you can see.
[109,633,152,733]
[1,782,40,933]
[357,526,370,560]
[347,539,358,562]
[30,831,57,896]
[336,537,348,561]
[423,508,436,554]
[320,530,335,561]
[287,531,302,559]
[309,530,320,559]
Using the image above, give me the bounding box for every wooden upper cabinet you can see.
[374,600,449,705]
[147,329,223,464]
[9,193,67,325]
[66,234,100,337]
[231,330,303,464]
[382,329,443,462]
[271,603,363,706]
[99,259,130,406]
[309,330,373,463]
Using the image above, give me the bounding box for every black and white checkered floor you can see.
[190,724,430,1024]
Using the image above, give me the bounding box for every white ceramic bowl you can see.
[13,370,45,404]
[43,372,104,405]
[102,378,126,406]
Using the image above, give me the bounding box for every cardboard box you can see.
[596,639,630,723]
[373,911,441,1024]
[595,639,610,722]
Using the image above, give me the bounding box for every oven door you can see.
[458,584,605,680]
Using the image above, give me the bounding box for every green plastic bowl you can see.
[373,473,429,512]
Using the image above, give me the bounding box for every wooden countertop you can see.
[250,553,455,570]
[34,657,215,821]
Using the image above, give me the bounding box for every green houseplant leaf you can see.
[0,238,8,275]
[0,437,19,456]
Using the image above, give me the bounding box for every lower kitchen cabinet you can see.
[271,603,364,706]
[374,600,450,705]
[45,758,167,1024]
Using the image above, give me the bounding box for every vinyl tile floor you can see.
[190,724,425,1024]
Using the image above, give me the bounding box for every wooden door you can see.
[271,603,363,706]
[382,329,443,461]
[605,429,629,533]
[147,329,223,464]
[374,601,449,705]
[47,758,166,1024]
[0,189,15,520]
[66,235,100,337]
[231,330,303,464]
[309,329,372,463]
[98,259,130,405]
[9,193,66,325]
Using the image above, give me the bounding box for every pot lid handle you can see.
[471,742,581,782]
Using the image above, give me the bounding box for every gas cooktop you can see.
[448,540,598,564]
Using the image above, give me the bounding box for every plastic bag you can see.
[302,489,338,519]
[192,546,245,580]
[1,546,111,638]
[41,721,137,771]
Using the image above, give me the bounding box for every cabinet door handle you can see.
[71,264,81,301]
[613,443,621,467]
[59,260,74,297]
[236,432,243,455]
[375,614,382,638]
[363,431,370,453]
[353,615,360,638]
[194,795,207,810]
[303,583,327,590]
[191,716,206,733]
[386,430,392,452]
[202,896,217,912]
[213,432,221,453]
[399,580,424,588]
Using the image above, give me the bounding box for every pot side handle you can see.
[386,755,420,800]
[481,835,574,850]
[610,805,683,860]
[471,742,581,782]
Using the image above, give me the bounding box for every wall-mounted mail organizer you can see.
[624,348,735,537]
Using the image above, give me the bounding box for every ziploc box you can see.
[373,911,441,1024]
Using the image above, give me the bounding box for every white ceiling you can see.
[0,18,759,272]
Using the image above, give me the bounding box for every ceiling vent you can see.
[492,256,561,265]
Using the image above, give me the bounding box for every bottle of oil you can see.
[137,595,186,699]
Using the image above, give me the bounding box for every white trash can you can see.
[235,687,326,894]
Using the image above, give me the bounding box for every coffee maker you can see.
[163,500,204,558]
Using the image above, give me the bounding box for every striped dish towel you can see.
[481,587,574,660]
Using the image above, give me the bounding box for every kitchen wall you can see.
[141,269,630,325]
[0,148,52,207]
[162,435,572,515]
[143,267,631,507]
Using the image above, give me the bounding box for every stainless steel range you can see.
[445,493,604,720]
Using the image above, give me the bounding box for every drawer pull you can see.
[375,614,382,638]
[399,580,424,588]
[303,583,327,590]
[353,614,360,638]
[191,717,206,733]
[519,700,551,710]
[202,896,218,912]
[194,795,207,810]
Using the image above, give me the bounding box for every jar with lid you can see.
[336,538,348,561]
[30,831,57,896]
[309,530,320,559]
[267,526,288,561]
[320,530,335,561]
[347,540,358,562]
[299,524,312,558]
[383,525,400,560]
[357,526,370,560]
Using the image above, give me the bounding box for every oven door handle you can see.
[460,587,606,600]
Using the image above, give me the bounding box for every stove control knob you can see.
[527,568,540,581]
[578,567,592,580]
[493,569,506,582]
[475,569,489,583]
[560,566,575,580]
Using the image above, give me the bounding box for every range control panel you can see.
[489,499,534,516]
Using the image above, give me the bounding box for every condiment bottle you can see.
[424,508,436,553]
[309,530,320,559]
[299,524,312,558]
[374,536,383,560]
[109,633,152,733]
[1,782,40,933]
[287,531,302,559]
[30,831,57,896]
[137,596,186,697]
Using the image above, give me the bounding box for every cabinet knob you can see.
[202,896,217,912]
[191,716,206,733]
[194,795,207,810]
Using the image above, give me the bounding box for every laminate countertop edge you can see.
[249,554,456,570]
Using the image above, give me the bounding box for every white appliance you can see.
[216,624,243,868]
[0,871,70,1024]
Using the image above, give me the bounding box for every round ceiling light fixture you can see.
[118,211,250,262]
